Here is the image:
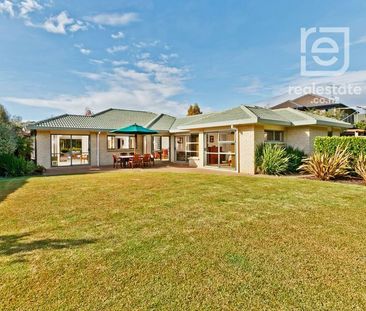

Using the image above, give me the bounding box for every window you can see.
[264,130,284,142]
[186,134,199,157]
[107,135,134,150]
[175,134,199,162]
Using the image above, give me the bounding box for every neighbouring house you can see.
[271,94,358,124]
[28,105,350,174]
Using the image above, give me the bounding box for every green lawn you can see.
[1,171,366,310]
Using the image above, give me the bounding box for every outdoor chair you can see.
[128,154,142,168]
[142,154,152,167]
[112,154,122,168]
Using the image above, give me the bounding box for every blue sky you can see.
[1,0,366,120]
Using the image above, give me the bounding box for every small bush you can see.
[285,146,306,173]
[299,147,350,180]
[0,154,37,177]
[355,154,366,184]
[256,143,305,174]
[258,144,289,175]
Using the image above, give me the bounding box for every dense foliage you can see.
[0,104,40,177]
[256,143,306,175]
[314,136,366,165]
[0,123,17,155]
[299,147,350,181]
[0,154,37,177]
[355,120,366,130]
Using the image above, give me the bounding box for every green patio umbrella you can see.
[111,123,158,154]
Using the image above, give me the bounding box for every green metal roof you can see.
[29,105,351,132]
[29,109,168,131]
[245,106,291,125]
[145,114,176,131]
[171,107,253,130]
[175,106,351,130]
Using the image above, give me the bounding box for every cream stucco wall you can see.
[237,125,264,174]
[35,130,51,168]
[36,124,342,171]
[285,126,311,154]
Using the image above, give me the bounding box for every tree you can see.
[187,103,202,116]
[0,104,10,124]
[0,123,17,155]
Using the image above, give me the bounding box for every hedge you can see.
[314,137,366,160]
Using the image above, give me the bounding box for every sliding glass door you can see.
[51,135,90,167]
[205,131,236,170]
[152,136,170,161]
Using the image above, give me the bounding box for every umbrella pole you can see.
[135,133,137,154]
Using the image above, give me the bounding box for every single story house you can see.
[28,105,351,174]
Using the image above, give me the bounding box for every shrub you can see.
[0,154,37,177]
[314,137,366,163]
[355,154,366,184]
[256,144,305,174]
[0,123,17,155]
[285,146,306,173]
[258,144,289,175]
[15,135,33,160]
[299,147,350,180]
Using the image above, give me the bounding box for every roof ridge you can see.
[93,107,158,117]
[240,105,259,121]
[144,113,164,128]
[282,107,316,123]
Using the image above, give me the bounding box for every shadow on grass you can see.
[0,177,28,204]
[0,233,96,263]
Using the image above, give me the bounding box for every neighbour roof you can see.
[271,93,357,112]
[29,104,351,132]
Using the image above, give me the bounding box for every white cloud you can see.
[19,0,42,17]
[85,12,138,26]
[23,10,86,34]
[111,31,124,39]
[39,11,74,34]
[237,77,264,95]
[136,52,150,60]
[352,35,366,46]
[0,0,14,17]
[111,60,128,66]
[69,20,88,32]
[74,44,91,55]
[3,60,192,116]
[90,59,104,65]
[133,40,159,48]
[160,53,178,62]
[106,45,128,54]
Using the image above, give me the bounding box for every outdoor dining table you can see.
[118,155,144,168]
